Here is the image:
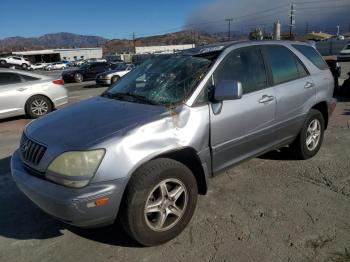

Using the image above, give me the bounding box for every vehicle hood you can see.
[62,68,85,75]
[98,69,122,77]
[25,97,168,151]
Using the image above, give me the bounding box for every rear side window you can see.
[264,45,307,85]
[292,44,328,70]
[214,46,267,94]
[0,72,22,85]
[21,74,39,82]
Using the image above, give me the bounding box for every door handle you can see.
[259,95,274,104]
[16,87,28,91]
[304,82,315,89]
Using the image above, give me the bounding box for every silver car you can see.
[0,69,68,119]
[11,41,336,246]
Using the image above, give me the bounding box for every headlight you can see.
[46,149,105,188]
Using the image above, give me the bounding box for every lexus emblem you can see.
[21,140,29,154]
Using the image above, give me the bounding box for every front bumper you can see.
[11,150,126,228]
[337,54,350,61]
[96,78,111,85]
[62,75,75,83]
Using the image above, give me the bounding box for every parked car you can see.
[340,71,350,96]
[0,69,68,119]
[96,63,135,85]
[0,56,31,69]
[337,44,350,61]
[74,60,86,67]
[62,62,111,83]
[324,56,341,95]
[11,41,335,246]
[30,63,48,70]
[61,60,72,67]
[86,58,107,63]
[45,62,67,71]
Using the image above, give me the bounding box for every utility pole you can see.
[305,21,309,34]
[225,18,233,40]
[336,25,340,36]
[289,2,296,40]
[132,32,136,54]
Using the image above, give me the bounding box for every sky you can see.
[0,0,211,39]
[0,0,349,40]
[187,0,350,35]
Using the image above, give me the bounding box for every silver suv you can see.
[11,41,336,246]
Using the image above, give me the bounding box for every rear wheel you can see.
[0,60,6,65]
[290,109,325,159]
[22,63,28,69]
[74,73,83,83]
[120,158,198,246]
[25,95,52,119]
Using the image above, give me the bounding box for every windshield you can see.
[103,55,211,106]
[79,64,90,70]
[111,63,128,70]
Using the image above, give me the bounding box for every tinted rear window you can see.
[0,72,22,85]
[292,44,328,70]
[21,74,40,82]
[264,45,300,85]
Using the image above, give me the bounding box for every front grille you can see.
[20,134,46,165]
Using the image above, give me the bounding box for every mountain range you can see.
[0,31,241,54]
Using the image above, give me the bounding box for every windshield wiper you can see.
[102,92,159,105]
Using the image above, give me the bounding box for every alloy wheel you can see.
[306,119,321,151]
[31,99,49,116]
[144,178,188,232]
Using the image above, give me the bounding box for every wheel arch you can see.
[311,101,328,129]
[152,147,208,195]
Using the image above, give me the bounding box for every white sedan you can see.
[0,69,68,119]
[95,64,135,85]
[30,63,48,70]
[45,62,67,71]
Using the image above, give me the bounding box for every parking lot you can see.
[0,65,350,262]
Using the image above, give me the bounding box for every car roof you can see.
[185,40,311,56]
[0,68,50,79]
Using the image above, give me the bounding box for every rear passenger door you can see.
[262,45,316,142]
[0,72,28,117]
[210,46,277,173]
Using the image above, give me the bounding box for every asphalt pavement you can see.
[0,66,350,262]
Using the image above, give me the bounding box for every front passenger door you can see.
[210,46,276,173]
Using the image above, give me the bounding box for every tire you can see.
[111,75,120,84]
[290,109,325,160]
[0,60,6,65]
[74,73,83,83]
[120,158,198,246]
[22,63,28,69]
[25,95,53,119]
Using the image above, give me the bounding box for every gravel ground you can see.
[0,78,350,262]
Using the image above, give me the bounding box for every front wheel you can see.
[22,63,28,69]
[120,158,198,246]
[0,60,6,65]
[111,75,120,84]
[290,109,325,159]
[74,73,83,83]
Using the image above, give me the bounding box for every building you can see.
[12,47,102,63]
[135,44,194,54]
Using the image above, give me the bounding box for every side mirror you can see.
[214,80,243,101]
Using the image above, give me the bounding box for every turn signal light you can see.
[95,197,109,206]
